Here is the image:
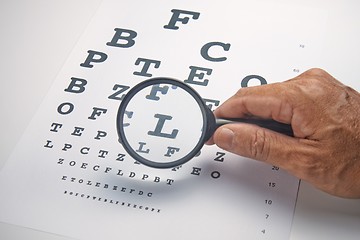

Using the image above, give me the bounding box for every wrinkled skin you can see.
[207,68,360,198]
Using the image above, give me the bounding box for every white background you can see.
[0,0,359,239]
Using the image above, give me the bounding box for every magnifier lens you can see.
[117,79,207,168]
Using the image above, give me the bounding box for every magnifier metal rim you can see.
[116,77,208,169]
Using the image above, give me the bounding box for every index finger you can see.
[214,82,294,124]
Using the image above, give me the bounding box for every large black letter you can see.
[80,50,108,68]
[201,42,231,62]
[148,114,179,139]
[185,66,212,86]
[106,28,137,48]
[133,58,161,77]
[64,77,87,94]
[164,9,200,30]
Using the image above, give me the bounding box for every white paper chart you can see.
[0,1,328,239]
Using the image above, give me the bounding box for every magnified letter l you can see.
[148,114,179,139]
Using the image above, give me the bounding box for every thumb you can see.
[213,123,299,166]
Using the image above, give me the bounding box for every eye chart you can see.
[0,0,327,239]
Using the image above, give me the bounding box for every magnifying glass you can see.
[116,77,293,169]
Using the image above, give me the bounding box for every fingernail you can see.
[217,127,234,150]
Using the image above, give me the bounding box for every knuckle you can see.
[249,128,270,161]
[234,88,246,97]
[304,68,328,78]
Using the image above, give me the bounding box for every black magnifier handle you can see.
[215,118,294,137]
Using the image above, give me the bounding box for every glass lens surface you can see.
[119,80,205,167]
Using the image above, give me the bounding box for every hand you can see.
[207,68,360,198]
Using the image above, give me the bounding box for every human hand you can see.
[207,68,360,198]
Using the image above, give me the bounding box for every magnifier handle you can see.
[215,118,294,137]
